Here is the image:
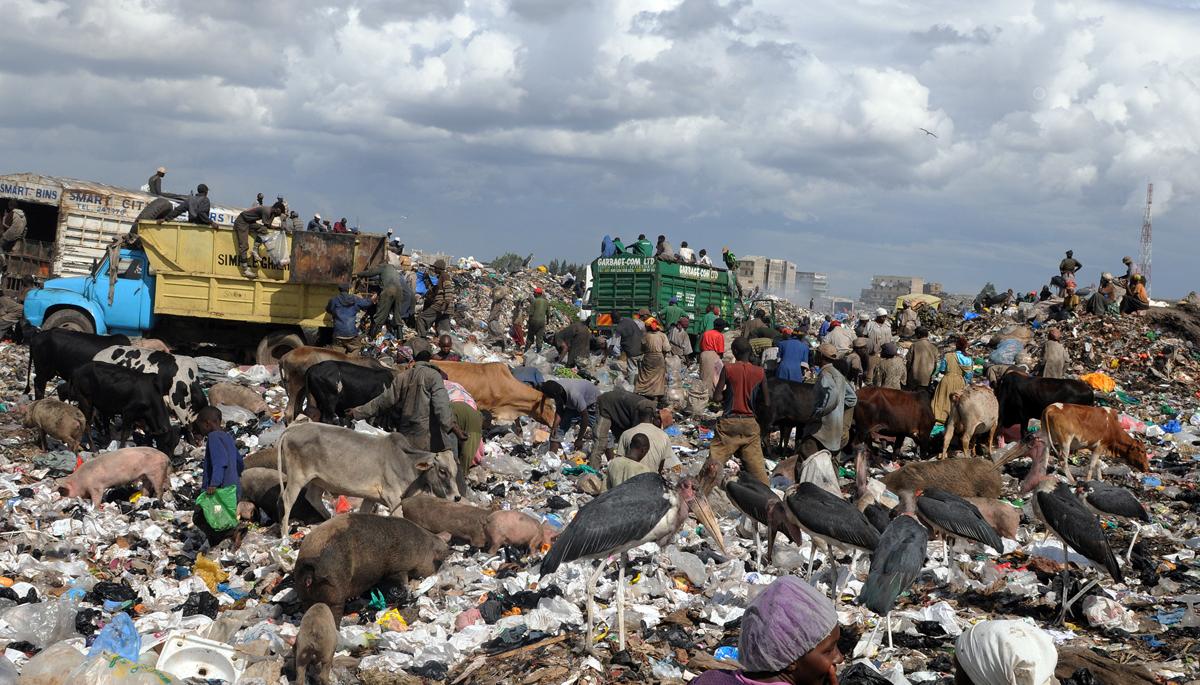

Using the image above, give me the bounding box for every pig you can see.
[484,510,558,554]
[56,447,170,508]
[965,497,1020,540]
[207,382,269,416]
[295,602,337,685]
[941,385,999,459]
[238,467,329,526]
[22,398,86,452]
[131,338,172,353]
[401,494,491,547]
[294,514,450,623]
[883,458,1003,499]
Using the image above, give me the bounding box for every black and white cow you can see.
[93,346,208,428]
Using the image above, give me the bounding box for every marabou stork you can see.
[784,482,881,596]
[539,470,724,653]
[910,488,1004,564]
[859,502,929,650]
[1021,436,1123,623]
[723,471,800,568]
[1076,480,1150,564]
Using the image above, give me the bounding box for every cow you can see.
[24,328,131,399]
[272,419,462,533]
[63,362,179,457]
[1041,403,1150,482]
[280,347,386,421]
[433,361,556,426]
[851,386,935,458]
[754,377,821,458]
[303,360,397,425]
[995,370,1093,432]
[93,346,207,430]
[940,385,1000,459]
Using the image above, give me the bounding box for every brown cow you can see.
[852,387,934,458]
[432,361,556,426]
[1041,403,1149,482]
[280,347,385,421]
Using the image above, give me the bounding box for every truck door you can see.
[93,249,152,332]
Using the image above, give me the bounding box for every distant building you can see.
[859,275,924,311]
[923,282,945,296]
[795,271,829,304]
[738,256,797,298]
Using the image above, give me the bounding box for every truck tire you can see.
[43,309,95,334]
[256,331,304,366]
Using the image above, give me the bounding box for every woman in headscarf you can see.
[931,336,973,424]
[954,620,1058,685]
[636,317,670,405]
[692,576,844,685]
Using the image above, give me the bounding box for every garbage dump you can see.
[0,254,1197,685]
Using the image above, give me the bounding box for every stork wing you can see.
[860,515,928,615]
[540,473,671,576]
[1084,481,1150,522]
[917,489,1003,553]
[787,482,880,551]
[726,473,780,525]
[1037,483,1123,582]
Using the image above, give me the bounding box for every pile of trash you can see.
[0,268,1197,684]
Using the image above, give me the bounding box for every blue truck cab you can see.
[23,247,153,335]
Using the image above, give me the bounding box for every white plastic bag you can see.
[18,641,88,685]
[261,230,289,267]
[0,597,78,648]
[67,653,182,685]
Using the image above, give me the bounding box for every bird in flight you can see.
[919,127,938,138]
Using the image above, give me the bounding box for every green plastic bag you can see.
[196,485,239,531]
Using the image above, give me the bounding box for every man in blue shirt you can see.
[326,284,373,352]
[195,405,244,548]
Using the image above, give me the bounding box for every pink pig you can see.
[484,511,559,554]
[56,447,171,508]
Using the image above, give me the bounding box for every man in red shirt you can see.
[698,318,728,404]
[705,337,769,485]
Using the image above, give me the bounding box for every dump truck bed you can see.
[138,222,385,328]
[587,256,734,334]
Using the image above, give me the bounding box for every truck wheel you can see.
[256,331,304,366]
[44,309,95,334]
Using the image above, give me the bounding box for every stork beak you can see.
[691,494,727,555]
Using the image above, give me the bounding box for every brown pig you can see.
[294,514,449,623]
[965,497,1020,540]
[22,398,86,452]
[402,494,491,547]
[130,338,172,353]
[484,510,558,554]
[207,382,269,416]
[295,602,337,685]
[56,447,170,508]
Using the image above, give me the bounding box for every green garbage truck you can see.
[586,256,737,335]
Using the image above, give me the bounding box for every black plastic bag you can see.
[173,591,219,619]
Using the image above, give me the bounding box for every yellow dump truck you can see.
[23,221,387,363]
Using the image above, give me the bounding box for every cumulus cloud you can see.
[1,0,1198,296]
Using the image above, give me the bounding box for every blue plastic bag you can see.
[1163,419,1182,434]
[87,612,141,662]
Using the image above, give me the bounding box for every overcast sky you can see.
[3,0,1198,298]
